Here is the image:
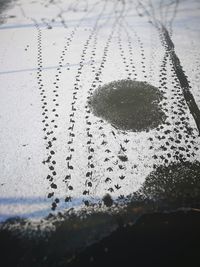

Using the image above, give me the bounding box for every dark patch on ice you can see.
[89,80,166,131]
[141,161,200,200]
[102,194,113,207]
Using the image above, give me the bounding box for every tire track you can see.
[161,25,200,135]
[133,0,200,168]
[149,52,199,167]
[135,0,200,135]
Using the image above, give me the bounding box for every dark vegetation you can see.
[1,160,200,267]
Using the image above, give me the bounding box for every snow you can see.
[0,0,200,223]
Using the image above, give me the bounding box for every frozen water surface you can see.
[0,0,200,226]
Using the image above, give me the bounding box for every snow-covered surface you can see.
[0,0,200,222]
